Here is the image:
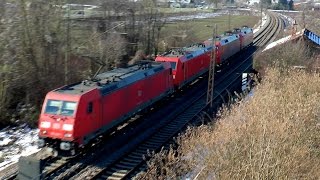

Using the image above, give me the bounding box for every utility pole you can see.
[228,10,231,30]
[260,2,263,28]
[302,8,306,29]
[206,24,217,108]
[65,3,71,84]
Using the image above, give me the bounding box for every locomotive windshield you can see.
[44,99,77,116]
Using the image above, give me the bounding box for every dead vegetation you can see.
[137,35,320,179]
[137,66,320,179]
[253,40,319,75]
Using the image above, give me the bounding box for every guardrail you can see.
[304,29,320,46]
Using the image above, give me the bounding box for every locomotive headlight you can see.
[64,133,72,138]
[40,121,51,128]
[62,124,73,131]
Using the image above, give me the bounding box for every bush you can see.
[253,40,316,75]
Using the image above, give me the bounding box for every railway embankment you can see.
[137,66,320,179]
[254,32,320,75]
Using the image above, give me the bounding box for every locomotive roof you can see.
[55,61,167,96]
[205,33,239,46]
[160,43,212,60]
[234,26,252,33]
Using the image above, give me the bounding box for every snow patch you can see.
[253,13,267,34]
[0,125,40,171]
[262,30,303,52]
[166,12,223,22]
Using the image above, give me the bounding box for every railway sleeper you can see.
[136,146,149,152]
[127,154,143,160]
[158,129,172,134]
[153,136,170,142]
[123,157,141,163]
[109,168,128,174]
[150,136,165,141]
[104,170,126,178]
[165,126,177,131]
[139,144,155,150]
[101,174,122,180]
[129,151,144,159]
[134,148,148,154]
[119,160,138,166]
[147,140,163,146]
[114,163,132,170]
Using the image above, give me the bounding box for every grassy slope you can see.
[137,67,320,180]
[162,15,259,41]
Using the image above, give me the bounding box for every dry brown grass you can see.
[253,40,318,76]
[137,67,320,179]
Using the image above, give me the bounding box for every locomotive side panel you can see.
[241,29,254,48]
[73,89,102,145]
[183,52,210,84]
[220,39,241,64]
[100,67,174,130]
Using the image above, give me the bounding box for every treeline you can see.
[0,0,171,127]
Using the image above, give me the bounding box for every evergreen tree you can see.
[278,0,288,9]
[288,0,294,10]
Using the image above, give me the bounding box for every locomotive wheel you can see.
[70,149,76,156]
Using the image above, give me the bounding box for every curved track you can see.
[254,11,284,47]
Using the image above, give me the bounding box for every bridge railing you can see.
[303,29,320,46]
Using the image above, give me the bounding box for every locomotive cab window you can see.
[87,102,93,113]
[45,100,77,116]
[170,62,177,70]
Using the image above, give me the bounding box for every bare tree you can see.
[138,0,166,56]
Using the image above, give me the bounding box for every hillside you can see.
[137,64,320,179]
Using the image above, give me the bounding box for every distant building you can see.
[247,0,260,6]
[246,0,279,6]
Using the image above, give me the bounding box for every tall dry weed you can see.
[253,40,314,75]
[139,67,320,179]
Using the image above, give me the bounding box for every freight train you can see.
[38,26,253,155]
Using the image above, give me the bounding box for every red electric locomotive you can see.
[204,32,241,65]
[38,61,174,155]
[155,43,212,88]
[235,26,254,49]
[203,26,253,65]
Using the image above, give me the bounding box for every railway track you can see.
[84,51,254,180]
[1,12,285,180]
[254,11,284,47]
